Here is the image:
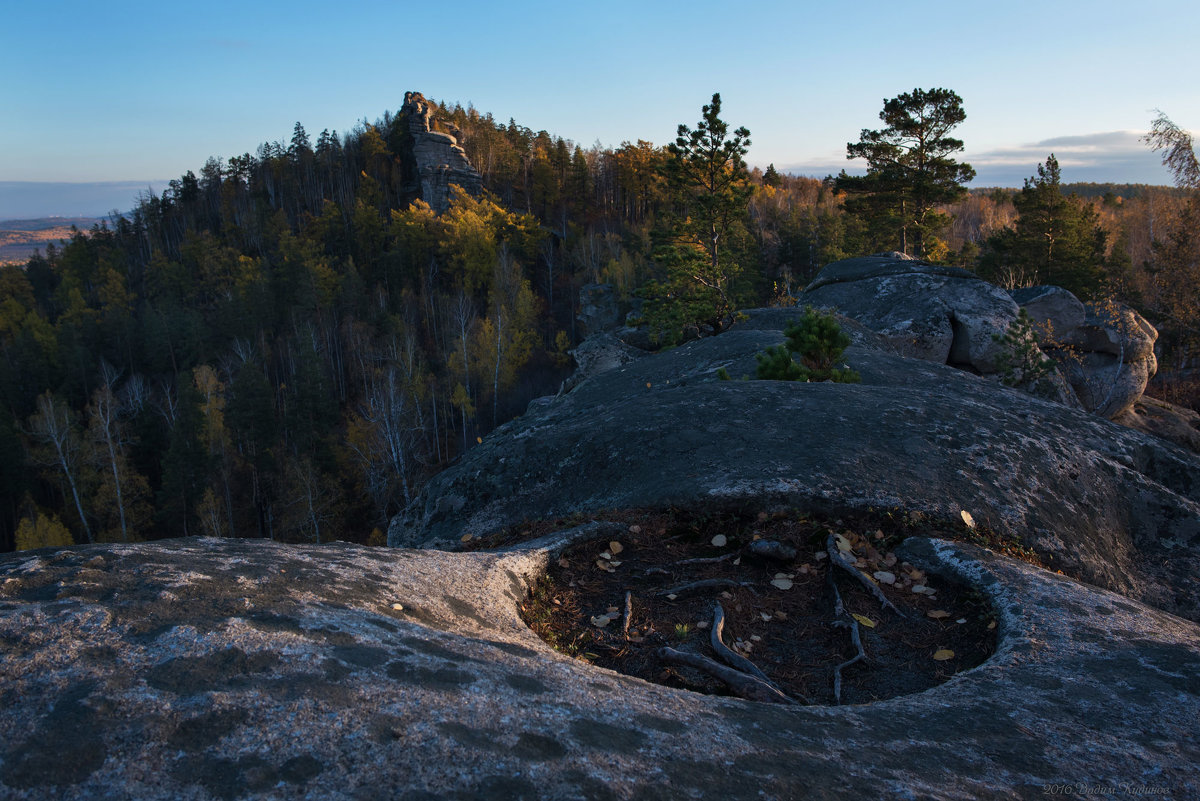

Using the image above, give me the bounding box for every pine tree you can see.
[836,88,975,258]
[642,93,753,340]
[978,155,1107,297]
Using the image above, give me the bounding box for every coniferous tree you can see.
[836,88,975,258]
[642,93,753,340]
[978,155,1108,297]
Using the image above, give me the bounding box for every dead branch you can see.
[826,550,868,704]
[825,533,905,617]
[622,591,633,637]
[675,553,736,566]
[832,619,866,705]
[657,647,798,705]
[657,578,751,598]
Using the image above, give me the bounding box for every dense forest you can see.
[1,93,1197,552]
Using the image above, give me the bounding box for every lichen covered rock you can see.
[1,535,1197,800]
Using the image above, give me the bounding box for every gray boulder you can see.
[1008,285,1087,337]
[802,254,1019,373]
[561,331,644,393]
[1010,287,1159,418]
[390,315,1200,624]
[1,532,1197,799]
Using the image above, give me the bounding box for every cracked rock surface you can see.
[1,534,1197,800]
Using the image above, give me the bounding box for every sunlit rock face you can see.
[401,90,482,213]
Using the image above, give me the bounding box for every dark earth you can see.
[513,506,1010,705]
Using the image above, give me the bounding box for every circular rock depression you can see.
[515,506,1001,705]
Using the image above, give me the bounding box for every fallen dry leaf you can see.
[609,541,624,555]
[873,571,897,585]
[852,613,876,628]
[770,578,794,590]
[927,610,951,620]
[933,649,955,661]
[960,510,976,529]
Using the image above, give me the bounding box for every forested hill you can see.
[0,91,1196,554]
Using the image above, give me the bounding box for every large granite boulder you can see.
[2,531,1197,799]
[390,314,1200,624]
[801,253,1020,373]
[1010,286,1159,418]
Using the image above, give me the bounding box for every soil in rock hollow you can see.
[517,507,1002,706]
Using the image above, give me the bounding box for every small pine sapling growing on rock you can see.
[755,308,861,383]
[992,309,1059,399]
[755,345,807,380]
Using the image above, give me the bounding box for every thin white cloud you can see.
[968,131,1168,185]
[776,132,1173,186]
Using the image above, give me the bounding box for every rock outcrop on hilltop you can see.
[401,91,482,213]
[801,253,1160,419]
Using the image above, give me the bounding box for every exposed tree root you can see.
[832,618,866,705]
[711,603,808,704]
[710,602,772,683]
[658,647,798,705]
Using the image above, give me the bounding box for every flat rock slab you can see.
[1,535,1197,800]
[391,325,1200,623]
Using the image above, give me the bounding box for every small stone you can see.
[873,571,897,585]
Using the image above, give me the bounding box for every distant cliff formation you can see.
[401,91,482,213]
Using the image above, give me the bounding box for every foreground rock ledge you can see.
[1,536,1197,800]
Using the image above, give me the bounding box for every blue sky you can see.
[2,0,1197,217]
